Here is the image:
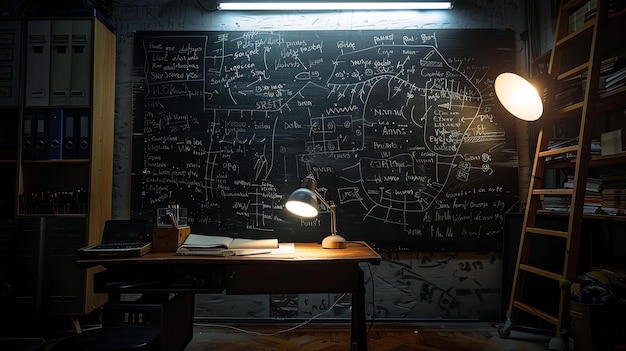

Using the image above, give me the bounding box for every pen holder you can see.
[152,226,191,252]
[156,207,188,227]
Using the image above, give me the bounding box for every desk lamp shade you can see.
[285,188,318,217]
[286,175,347,249]
[495,72,543,122]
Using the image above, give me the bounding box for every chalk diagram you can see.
[202,39,493,230]
[325,45,485,226]
[136,30,515,245]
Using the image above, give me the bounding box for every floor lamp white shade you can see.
[495,72,543,122]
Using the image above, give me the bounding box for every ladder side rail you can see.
[506,125,552,323]
[556,0,610,335]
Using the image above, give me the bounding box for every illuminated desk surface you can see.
[79,241,381,351]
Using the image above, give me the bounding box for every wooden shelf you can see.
[17,213,89,218]
[0,15,116,320]
[21,159,90,165]
[550,86,626,119]
[546,151,626,168]
[538,209,626,222]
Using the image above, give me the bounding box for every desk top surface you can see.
[78,241,382,267]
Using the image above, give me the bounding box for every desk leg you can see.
[351,266,367,351]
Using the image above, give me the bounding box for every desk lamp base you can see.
[322,234,347,249]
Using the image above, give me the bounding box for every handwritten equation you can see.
[132,29,518,250]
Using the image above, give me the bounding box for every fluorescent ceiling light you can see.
[219,2,453,10]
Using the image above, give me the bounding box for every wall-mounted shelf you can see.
[0,14,115,323]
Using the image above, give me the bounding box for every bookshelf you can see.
[500,1,626,347]
[532,2,626,222]
[0,14,115,324]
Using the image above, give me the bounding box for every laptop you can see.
[77,219,152,258]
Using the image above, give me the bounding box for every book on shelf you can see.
[563,176,603,193]
[544,137,601,162]
[176,234,280,256]
[541,195,571,211]
[568,0,596,33]
[601,129,623,155]
[601,171,626,189]
[598,56,626,93]
[554,75,584,109]
[601,188,626,209]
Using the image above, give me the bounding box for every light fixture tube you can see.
[219,2,453,11]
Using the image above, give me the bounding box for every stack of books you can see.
[568,0,597,33]
[556,55,626,109]
[602,66,626,93]
[544,137,601,162]
[563,176,603,213]
[599,170,626,215]
[598,56,626,93]
[542,195,571,212]
[554,74,584,110]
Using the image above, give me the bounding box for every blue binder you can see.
[62,108,78,159]
[33,109,49,160]
[21,110,35,160]
[49,109,63,159]
[77,109,90,159]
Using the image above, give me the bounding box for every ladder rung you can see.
[512,301,558,326]
[526,226,569,238]
[519,264,564,281]
[533,188,574,196]
[538,145,579,158]
[555,101,584,116]
[555,18,595,48]
[557,62,589,81]
[561,0,591,11]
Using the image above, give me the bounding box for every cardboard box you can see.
[570,300,626,351]
[151,226,190,252]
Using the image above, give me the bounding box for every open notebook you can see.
[77,219,152,258]
[175,234,281,256]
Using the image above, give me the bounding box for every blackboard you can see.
[131,29,518,251]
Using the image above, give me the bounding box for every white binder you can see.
[69,20,92,106]
[50,20,73,106]
[24,20,51,106]
[0,20,22,106]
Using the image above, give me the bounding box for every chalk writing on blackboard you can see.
[131,29,517,251]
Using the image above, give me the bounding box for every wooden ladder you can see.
[499,0,609,349]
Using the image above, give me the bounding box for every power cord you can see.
[194,242,379,337]
[194,292,348,336]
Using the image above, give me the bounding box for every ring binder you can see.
[77,109,90,159]
[62,108,77,159]
[49,109,63,159]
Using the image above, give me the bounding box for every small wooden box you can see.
[151,226,191,252]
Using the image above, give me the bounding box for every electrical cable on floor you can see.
[195,241,379,337]
[194,292,348,336]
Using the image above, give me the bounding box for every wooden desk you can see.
[79,241,381,351]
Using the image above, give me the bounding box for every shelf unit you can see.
[0,13,115,325]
